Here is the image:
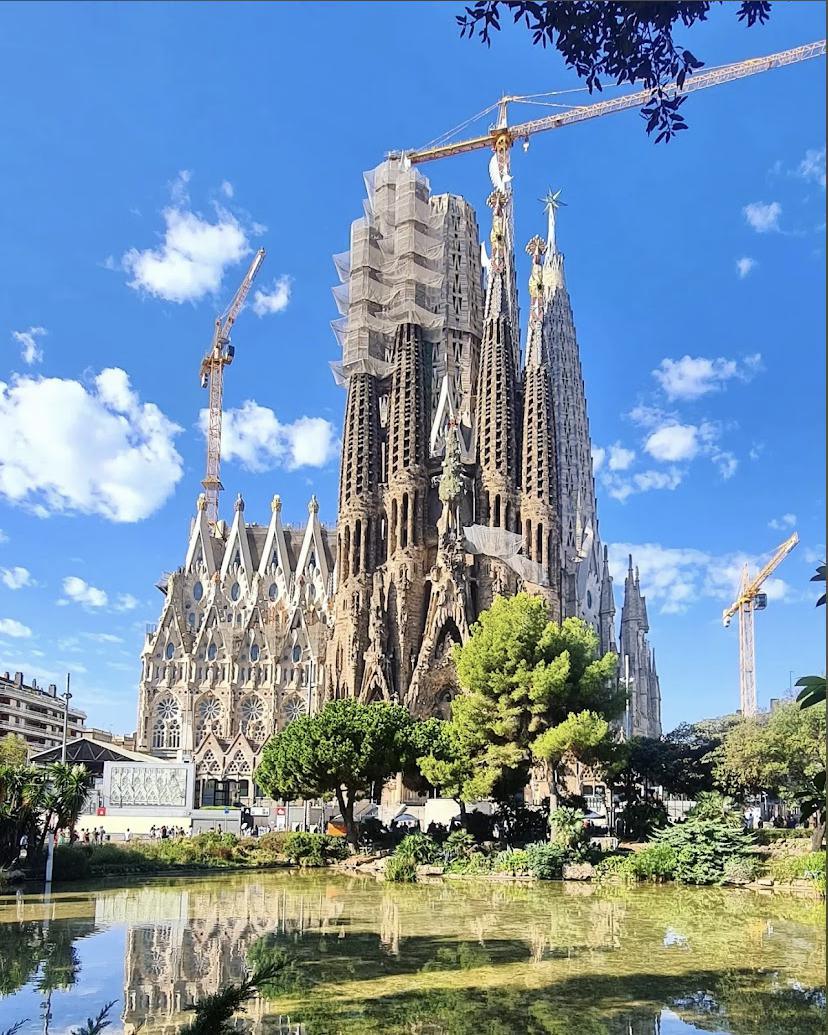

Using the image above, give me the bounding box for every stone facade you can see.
[136,493,334,803]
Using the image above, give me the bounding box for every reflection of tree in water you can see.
[0,918,95,996]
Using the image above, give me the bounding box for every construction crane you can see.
[722,532,799,717]
[391,40,825,166]
[200,247,265,526]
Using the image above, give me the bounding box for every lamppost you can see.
[60,673,72,763]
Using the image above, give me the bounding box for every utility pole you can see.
[61,673,72,763]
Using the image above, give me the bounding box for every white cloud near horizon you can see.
[12,326,46,365]
[200,400,337,472]
[1,566,33,590]
[0,368,183,522]
[743,200,782,233]
[608,541,794,616]
[252,275,292,316]
[735,257,757,279]
[653,354,762,401]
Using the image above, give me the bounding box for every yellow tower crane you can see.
[200,247,266,526]
[722,532,799,717]
[391,40,825,167]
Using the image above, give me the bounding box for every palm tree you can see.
[48,764,92,843]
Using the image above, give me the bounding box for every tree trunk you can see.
[336,787,358,849]
[811,819,825,852]
[548,763,559,842]
[456,799,467,829]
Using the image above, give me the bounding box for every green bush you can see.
[627,843,677,882]
[770,851,826,890]
[622,799,669,840]
[394,833,441,865]
[446,851,494,875]
[282,832,348,866]
[384,854,418,883]
[549,807,589,851]
[722,856,760,884]
[756,827,811,844]
[594,854,636,882]
[443,830,476,862]
[492,849,532,875]
[54,844,92,881]
[524,841,566,880]
[654,816,753,885]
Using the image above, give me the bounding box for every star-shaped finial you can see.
[541,188,566,213]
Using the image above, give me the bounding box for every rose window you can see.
[195,696,223,742]
[152,695,181,749]
[283,696,307,724]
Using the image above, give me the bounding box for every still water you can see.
[0,871,824,1034]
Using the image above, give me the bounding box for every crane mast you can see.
[391,40,825,166]
[722,532,799,717]
[200,247,266,526]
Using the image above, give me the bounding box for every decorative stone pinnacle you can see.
[271,494,282,514]
[235,493,244,512]
[196,493,207,512]
[308,494,319,514]
[526,235,547,262]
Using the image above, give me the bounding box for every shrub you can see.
[687,792,742,825]
[282,832,348,866]
[464,810,495,843]
[384,854,418,883]
[446,851,494,875]
[627,843,677,882]
[594,854,635,882]
[722,856,760,884]
[549,807,589,851]
[769,851,826,890]
[54,844,92,881]
[394,833,441,865]
[492,849,532,875]
[524,841,566,880]
[443,830,476,862]
[756,827,811,844]
[655,816,753,885]
[622,799,669,840]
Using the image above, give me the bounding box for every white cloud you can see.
[121,174,250,303]
[607,442,635,471]
[735,257,757,279]
[252,275,292,316]
[608,541,796,616]
[0,368,183,522]
[61,576,108,608]
[796,146,826,189]
[12,326,46,365]
[0,529,7,543]
[0,617,32,638]
[644,423,700,462]
[601,467,684,503]
[743,201,782,233]
[220,180,235,199]
[85,632,125,644]
[1,566,33,590]
[710,449,738,480]
[802,545,825,565]
[201,400,337,472]
[768,513,797,531]
[591,446,606,474]
[115,594,138,612]
[652,354,762,401]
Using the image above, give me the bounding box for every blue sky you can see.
[0,2,824,734]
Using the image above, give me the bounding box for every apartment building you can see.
[0,671,87,753]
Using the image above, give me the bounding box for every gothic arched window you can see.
[195,695,224,742]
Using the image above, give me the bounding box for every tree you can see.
[532,709,610,810]
[48,763,93,842]
[450,594,622,810]
[255,700,413,847]
[714,700,826,849]
[411,718,476,824]
[457,1,772,142]
[0,735,28,768]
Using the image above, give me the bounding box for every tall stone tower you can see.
[327,159,660,732]
[620,556,662,738]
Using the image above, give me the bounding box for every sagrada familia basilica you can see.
[136,158,661,804]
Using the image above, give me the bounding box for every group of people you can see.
[148,824,187,840]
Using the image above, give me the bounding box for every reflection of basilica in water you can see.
[105,878,675,1035]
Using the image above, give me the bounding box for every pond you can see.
[0,871,824,1034]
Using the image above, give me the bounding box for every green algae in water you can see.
[0,872,824,1034]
